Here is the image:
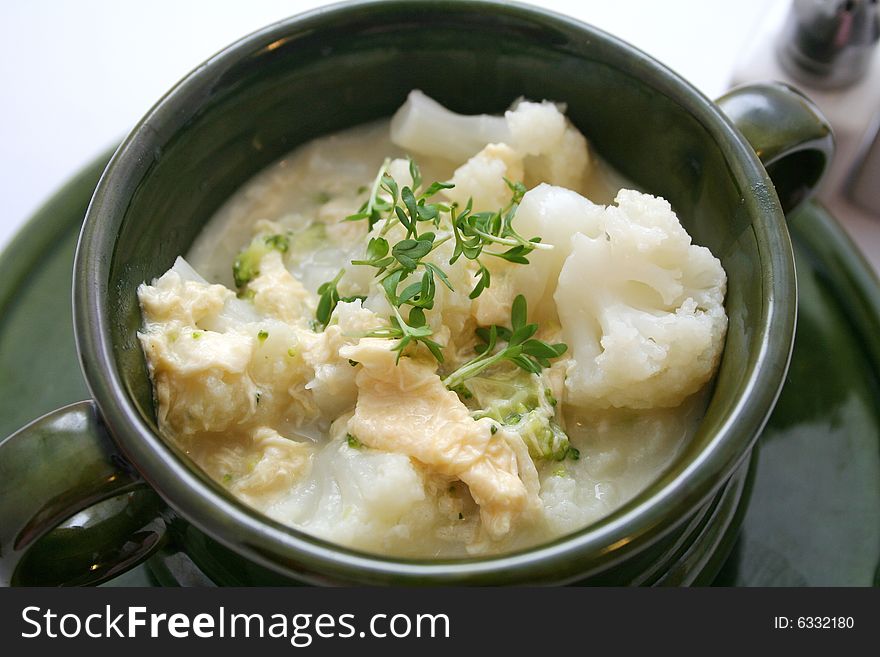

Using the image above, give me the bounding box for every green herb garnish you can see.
[315,268,368,329]
[316,160,561,373]
[442,295,567,390]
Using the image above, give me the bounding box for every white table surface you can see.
[3,0,877,273]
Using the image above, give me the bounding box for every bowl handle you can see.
[0,401,167,586]
[716,82,834,215]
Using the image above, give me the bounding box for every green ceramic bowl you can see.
[0,0,833,586]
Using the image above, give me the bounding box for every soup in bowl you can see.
[137,90,729,559]
[0,0,831,585]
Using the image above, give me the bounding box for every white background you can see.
[10,0,878,274]
[0,0,781,251]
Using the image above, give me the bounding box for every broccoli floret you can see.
[232,233,290,288]
[466,369,541,422]
[466,367,578,461]
[513,410,578,461]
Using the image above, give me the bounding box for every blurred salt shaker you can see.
[731,0,880,271]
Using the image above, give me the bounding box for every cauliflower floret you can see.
[390,89,510,163]
[506,99,591,192]
[390,90,590,193]
[507,183,605,320]
[539,472,619,536]
[246,321,318,429]
[445,143,524,211]
[340,338,538,538]
[554,189,727,409]
[505,100,567,155]
[523,124,590,191]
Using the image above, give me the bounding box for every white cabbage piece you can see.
[554,189,727,409]
[268,434,438,554]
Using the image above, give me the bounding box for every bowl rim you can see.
[73,0,796,584]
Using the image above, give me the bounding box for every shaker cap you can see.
[777,0,880,88]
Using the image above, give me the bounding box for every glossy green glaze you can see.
[1,160,876,586]
[142,453,754,586]
[0,154,157,587]
[0,401,167,585]
[0,0,839,585]
[0,152,111,436]
[715,203,880,586]
[716,83,833,214]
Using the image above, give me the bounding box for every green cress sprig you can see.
[442,295,568,390]
[449,179,550,299]
[314,158,564,376]
[314,269,366,328]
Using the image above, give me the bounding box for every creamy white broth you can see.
[139,95,726,557]
[188,120,627,294]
